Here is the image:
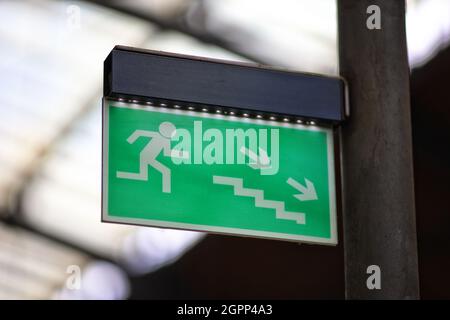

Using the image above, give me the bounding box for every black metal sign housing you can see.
[104,46,346,124]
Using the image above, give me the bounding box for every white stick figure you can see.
[116,122,186,193]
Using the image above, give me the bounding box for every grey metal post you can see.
[337,0,420,299]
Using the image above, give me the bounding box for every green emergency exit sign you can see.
[102,101,337,244]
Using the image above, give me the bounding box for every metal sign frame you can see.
[104,46,347,124]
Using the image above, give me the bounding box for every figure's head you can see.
[159,121,176,138]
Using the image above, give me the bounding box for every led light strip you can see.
[112,97,320,126]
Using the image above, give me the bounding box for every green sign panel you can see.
[102,101,337,244]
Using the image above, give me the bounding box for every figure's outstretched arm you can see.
[162,141,190,159]
[169,149,190,159]
[162,140,172,157]
[127,130,157,144]
[168,149,191,159]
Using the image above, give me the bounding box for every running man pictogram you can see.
[116,122,188,193]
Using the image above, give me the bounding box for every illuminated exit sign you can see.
[102,46,345,244]
[102,101,337,244]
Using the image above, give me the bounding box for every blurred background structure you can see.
[0,0,450,299]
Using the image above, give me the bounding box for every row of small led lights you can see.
[116,98,317,126]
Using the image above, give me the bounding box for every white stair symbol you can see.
[213,176,305,224]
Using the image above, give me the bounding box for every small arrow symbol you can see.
[287,177,318,201]
[239,146,271,170]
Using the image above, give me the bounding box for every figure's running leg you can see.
[150,161,171,193]
[116,158,149,180]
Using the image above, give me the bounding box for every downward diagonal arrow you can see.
[239,146,271,170]
[287,177,318,201]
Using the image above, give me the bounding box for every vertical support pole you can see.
[337,0,420,299]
